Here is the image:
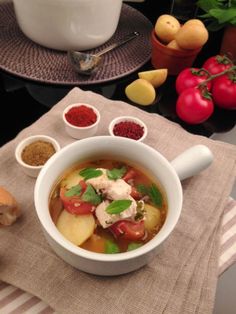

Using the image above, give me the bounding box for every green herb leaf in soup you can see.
[105,240,120,254]
[149,184,163,207]
[137,184,149,195]
[81,184,102,205]
[79,168,103,181]
[65,184,82,197]
[127,242,142,251]
[106,200,132,215]
[106,166,127,180]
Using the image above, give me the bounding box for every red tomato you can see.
[175,68,211,94]
[176,87,214,124]
[202,55,233,75]
[60,187,93,215]
[212,73,236,109]
[122,169,136,182]
[130,186,142,200]
[109,220,145,241]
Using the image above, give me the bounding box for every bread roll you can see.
[0,186,21,226]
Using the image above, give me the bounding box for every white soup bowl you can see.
[34,136,213,275]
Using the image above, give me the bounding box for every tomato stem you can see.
[196,68,211,77]
[198,65,236,87]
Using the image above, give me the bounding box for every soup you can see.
[49,159,167,254]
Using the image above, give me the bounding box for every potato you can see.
[144,204,161,232]
[125,78,156,106]
[61,170,83,189]
[175,24,209,50]
[138,69,168,88]
[184,19,205,28]
[56,210,95,246]
[155,14,180,44]
[167,39,186,51]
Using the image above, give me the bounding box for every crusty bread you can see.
[0,186,21,226]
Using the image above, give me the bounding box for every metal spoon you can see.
[67,31,140,75]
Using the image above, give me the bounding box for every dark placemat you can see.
[0,2,153,85]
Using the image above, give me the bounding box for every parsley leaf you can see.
[64,184,82,197]
[149,184,163,207]
[81,184,102,205]
[79,168,103,181]
[137,184,163,207]
[127,242,142,251]
[105,240,120,254]
[106,166,127,180]
[106,200,132,215]
[137,184,149,195]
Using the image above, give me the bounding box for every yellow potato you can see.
[144,204,161,232]
[184,19,205,28]
[175,24,209,50]
[61,169,83,189]
[57,210,95,246]
[167,39,186,51]
[155,14,181,44]
[138,68,168,88]
[125,78,156,106]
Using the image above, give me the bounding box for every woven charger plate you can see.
[0,2,152,86]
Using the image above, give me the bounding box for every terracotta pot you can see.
[220,26,236,62]
[151,30,201,75]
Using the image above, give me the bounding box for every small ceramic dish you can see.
[15,135,60,178]
[108,116,148,142]
[62,103,100,139]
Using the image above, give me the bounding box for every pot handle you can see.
[170,145,213,181]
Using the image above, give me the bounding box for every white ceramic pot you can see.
[12,0,144,51]
[34,136,213,276]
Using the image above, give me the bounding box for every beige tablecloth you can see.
[0,87,236,314]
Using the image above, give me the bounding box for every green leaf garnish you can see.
[81,184,102,205]
[137,183,163,207]
[137,184,149,195]
[106,166,127,180]
[64,184,82,197]
[106,200,132,215]
[149,184,163,207]
[105,240,120,254]
[127,242,142,251]
[79,168,103,181]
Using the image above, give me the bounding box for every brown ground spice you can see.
[21,140,56,166]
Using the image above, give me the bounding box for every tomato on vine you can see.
[175,68,212,94]
[203,55,233,75]
[212,71,236,109]
[176,86,214,124]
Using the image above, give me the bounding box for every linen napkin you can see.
[0,87,235,314]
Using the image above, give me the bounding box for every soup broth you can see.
[49,159,168,254]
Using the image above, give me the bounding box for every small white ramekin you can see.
[108,116,148,142]
[62,103,100,139]
[15,135,60,178]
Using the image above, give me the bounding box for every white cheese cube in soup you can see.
[105,179,131,200]
[86,169,110,191]
[56,210,95,246]
[95,197,137,228]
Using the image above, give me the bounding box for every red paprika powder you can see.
[65,105,97,127]
[113,121,144,140]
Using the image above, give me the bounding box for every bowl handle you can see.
[170,145,213,181]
